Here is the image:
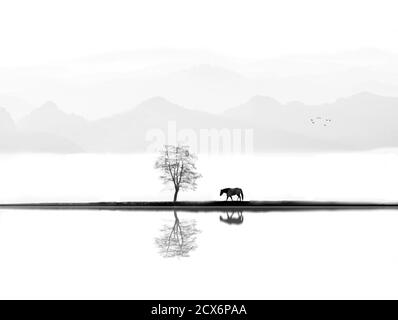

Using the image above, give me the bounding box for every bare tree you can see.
[155,145,201,202]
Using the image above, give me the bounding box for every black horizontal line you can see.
[1,201,398,212]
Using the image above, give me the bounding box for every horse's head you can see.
[220,189,226,196]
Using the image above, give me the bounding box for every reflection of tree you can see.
[156,210,199,258]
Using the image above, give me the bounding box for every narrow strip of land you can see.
[1,201,398,212]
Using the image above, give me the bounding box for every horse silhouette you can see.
[219,211,244,225]
[220,188,244,201]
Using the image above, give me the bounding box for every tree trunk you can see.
[173,188,179,202]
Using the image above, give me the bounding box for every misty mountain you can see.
[0,95,34,120]
[4,48,398,118]
[0,102,83,153]
[3,96,332,153]
[20,101,89,137]
[58,64,255,116]
[94,96,335,152]
[1,92,398,153]
[95,96,251,152]
[18,101,104,151]
[94,97,202,151]
[0,107,16,132]
[0,105,82,153]
[225,96,282,121]
[224,92,398,149]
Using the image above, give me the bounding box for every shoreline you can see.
[1,201,398,212]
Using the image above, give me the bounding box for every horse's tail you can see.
[240,189,244,200]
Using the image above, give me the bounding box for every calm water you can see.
[1,209,398,299]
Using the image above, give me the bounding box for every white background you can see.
[0,0,398,67]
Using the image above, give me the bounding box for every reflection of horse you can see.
[220,188,244,201]
[219,211,244,225]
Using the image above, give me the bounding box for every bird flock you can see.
[310,116,332,127]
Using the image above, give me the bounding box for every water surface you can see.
[1,209,398,299]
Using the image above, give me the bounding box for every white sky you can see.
[0,0,397,66]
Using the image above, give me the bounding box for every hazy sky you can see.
[0,0,397,67]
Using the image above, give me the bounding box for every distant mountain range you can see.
[0,105,83,153]
[225,92,398,149]
[1,92,398,153]
[3,48,398,119]
[0,107,15,132]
